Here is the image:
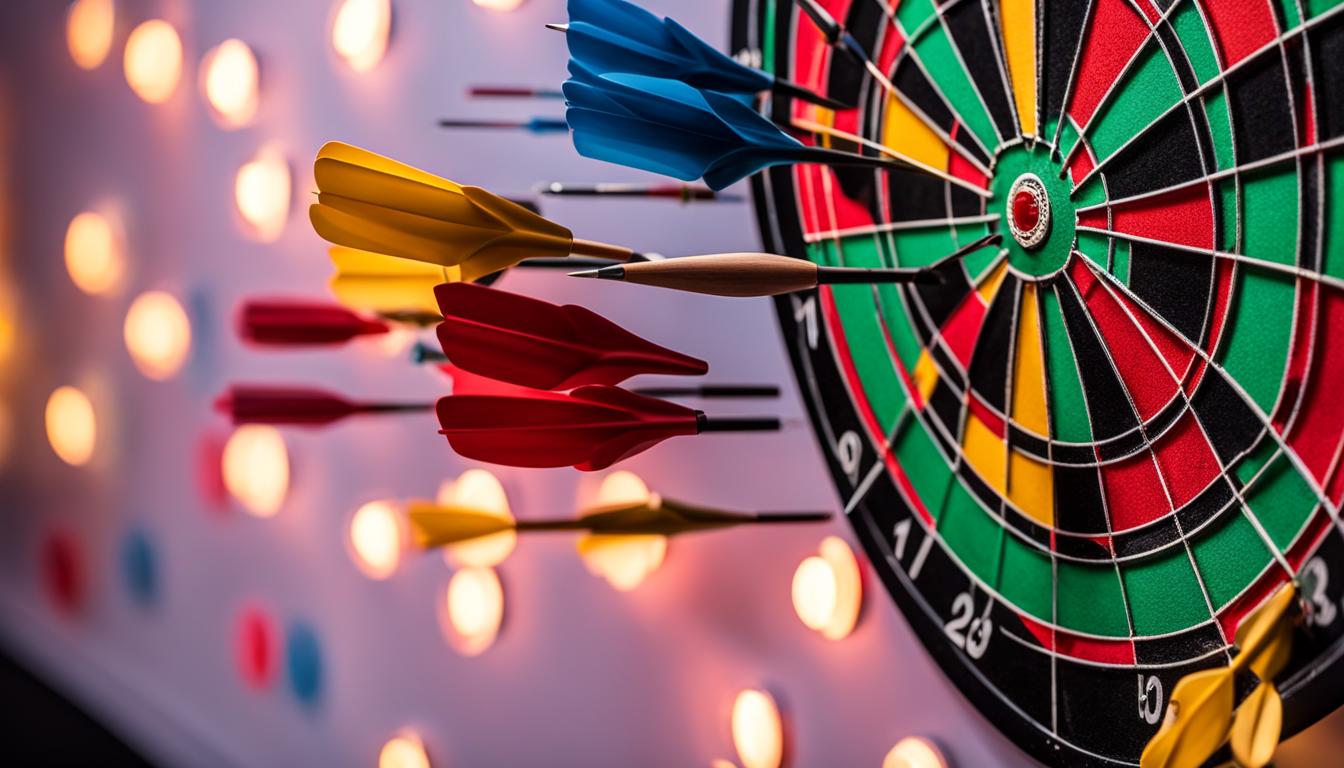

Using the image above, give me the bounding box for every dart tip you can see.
[545,22,569,32]
[568,265,625,280]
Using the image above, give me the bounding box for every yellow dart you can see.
[1229,683,1281,768]
[1140,583,1298,768]
[406,494,829,548]
[310,142,635,276]
[327,246,452,316]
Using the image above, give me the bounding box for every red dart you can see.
[214,384,431,427]
[434,282,707,390]
[436,384,778,471]
[237,299,389,347]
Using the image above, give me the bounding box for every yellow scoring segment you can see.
[882,95,949,171]
[1009,283,1053,526]
[1000,0,1038,137]
[961,262,1010,497]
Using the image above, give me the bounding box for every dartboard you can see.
[731,1,1344,765]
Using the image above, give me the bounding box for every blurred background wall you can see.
[0,1,1338,766]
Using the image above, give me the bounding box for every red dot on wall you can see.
[236,605,277,689]
[41,529,85,614]
[197,430,230,513]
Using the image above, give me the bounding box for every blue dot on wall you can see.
[120,526,159,607]
[285,621,324,707]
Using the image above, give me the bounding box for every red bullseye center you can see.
[1012,189,1040,233]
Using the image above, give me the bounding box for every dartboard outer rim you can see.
[728,2,1344,765]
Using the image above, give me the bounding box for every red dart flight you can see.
[436,384,777,471]
[237,299,390,347]
[434,282,707,390]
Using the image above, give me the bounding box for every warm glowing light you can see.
[234,146,291,241]
[882,737,947,768]
[123,19,183,104]
[440,566,503,655]
[64,211,124,295]
[732,689,784,768]
[0,282,16,365]
[348,500,405,579]
[66,0,115,70]
[123,291,191,380]
[332,0,391,73]
[45,386,96,467]
[379,732,431,768]
[436,469,515,567]
[201,39,259,128]
[790,536,862,640]
[472,0,526,10]
[221,425,289,517]
[709,761,739,768]
[576,471,666,591]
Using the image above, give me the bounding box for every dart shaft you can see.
[631,385,780,399]
[468,86,564,99]
[540,182,739,202]
[695,413,781,432]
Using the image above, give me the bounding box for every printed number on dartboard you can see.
[945,591,992,659]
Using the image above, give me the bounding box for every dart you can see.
[214,384,431,428]
[432,282,706,389]
[237,299,390,347]
[309,142,639,279]
[407,493,828,548]
[326,244,615,318]
[1140,584,1297,768]
[436,385,779,471]
[538,182,741,203]
[562,66,985,193]
[551,0,847,110]
[467,85,565,99]
[436,116,569,134]
[792,0,870,62]
[426,357,776,400]
[569,232,999,297]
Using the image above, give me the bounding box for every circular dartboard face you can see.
[732,1,1344,765]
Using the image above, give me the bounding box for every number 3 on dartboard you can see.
[1137,674,1163,725]
[945,592,992,659]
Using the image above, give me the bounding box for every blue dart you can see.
[563,67,937,190]
[551,0,849,110]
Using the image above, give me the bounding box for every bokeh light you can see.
[882,737,947,768]
[332,0,391,73]
[576,471,666,591]
[42,529,85,614]
[348,500,405,580]
[790,536,861,640]
[66,0,115,70]
[234,145,291,241]
[0,281,15,366]
[124,290,192,380]
[437,469,516,568]
[64,210,124,295]
[123,19,183,104]
[200,39,259,128]
[441,566,503,656]
[731,689,783,768]
[45,385,96,467]
[285,621,324,706]
[221,425,289,517]
[236,605,277,689]
[379,732,431,768]
[472,0,526,10]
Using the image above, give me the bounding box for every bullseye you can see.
[1006,173,1049,249]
